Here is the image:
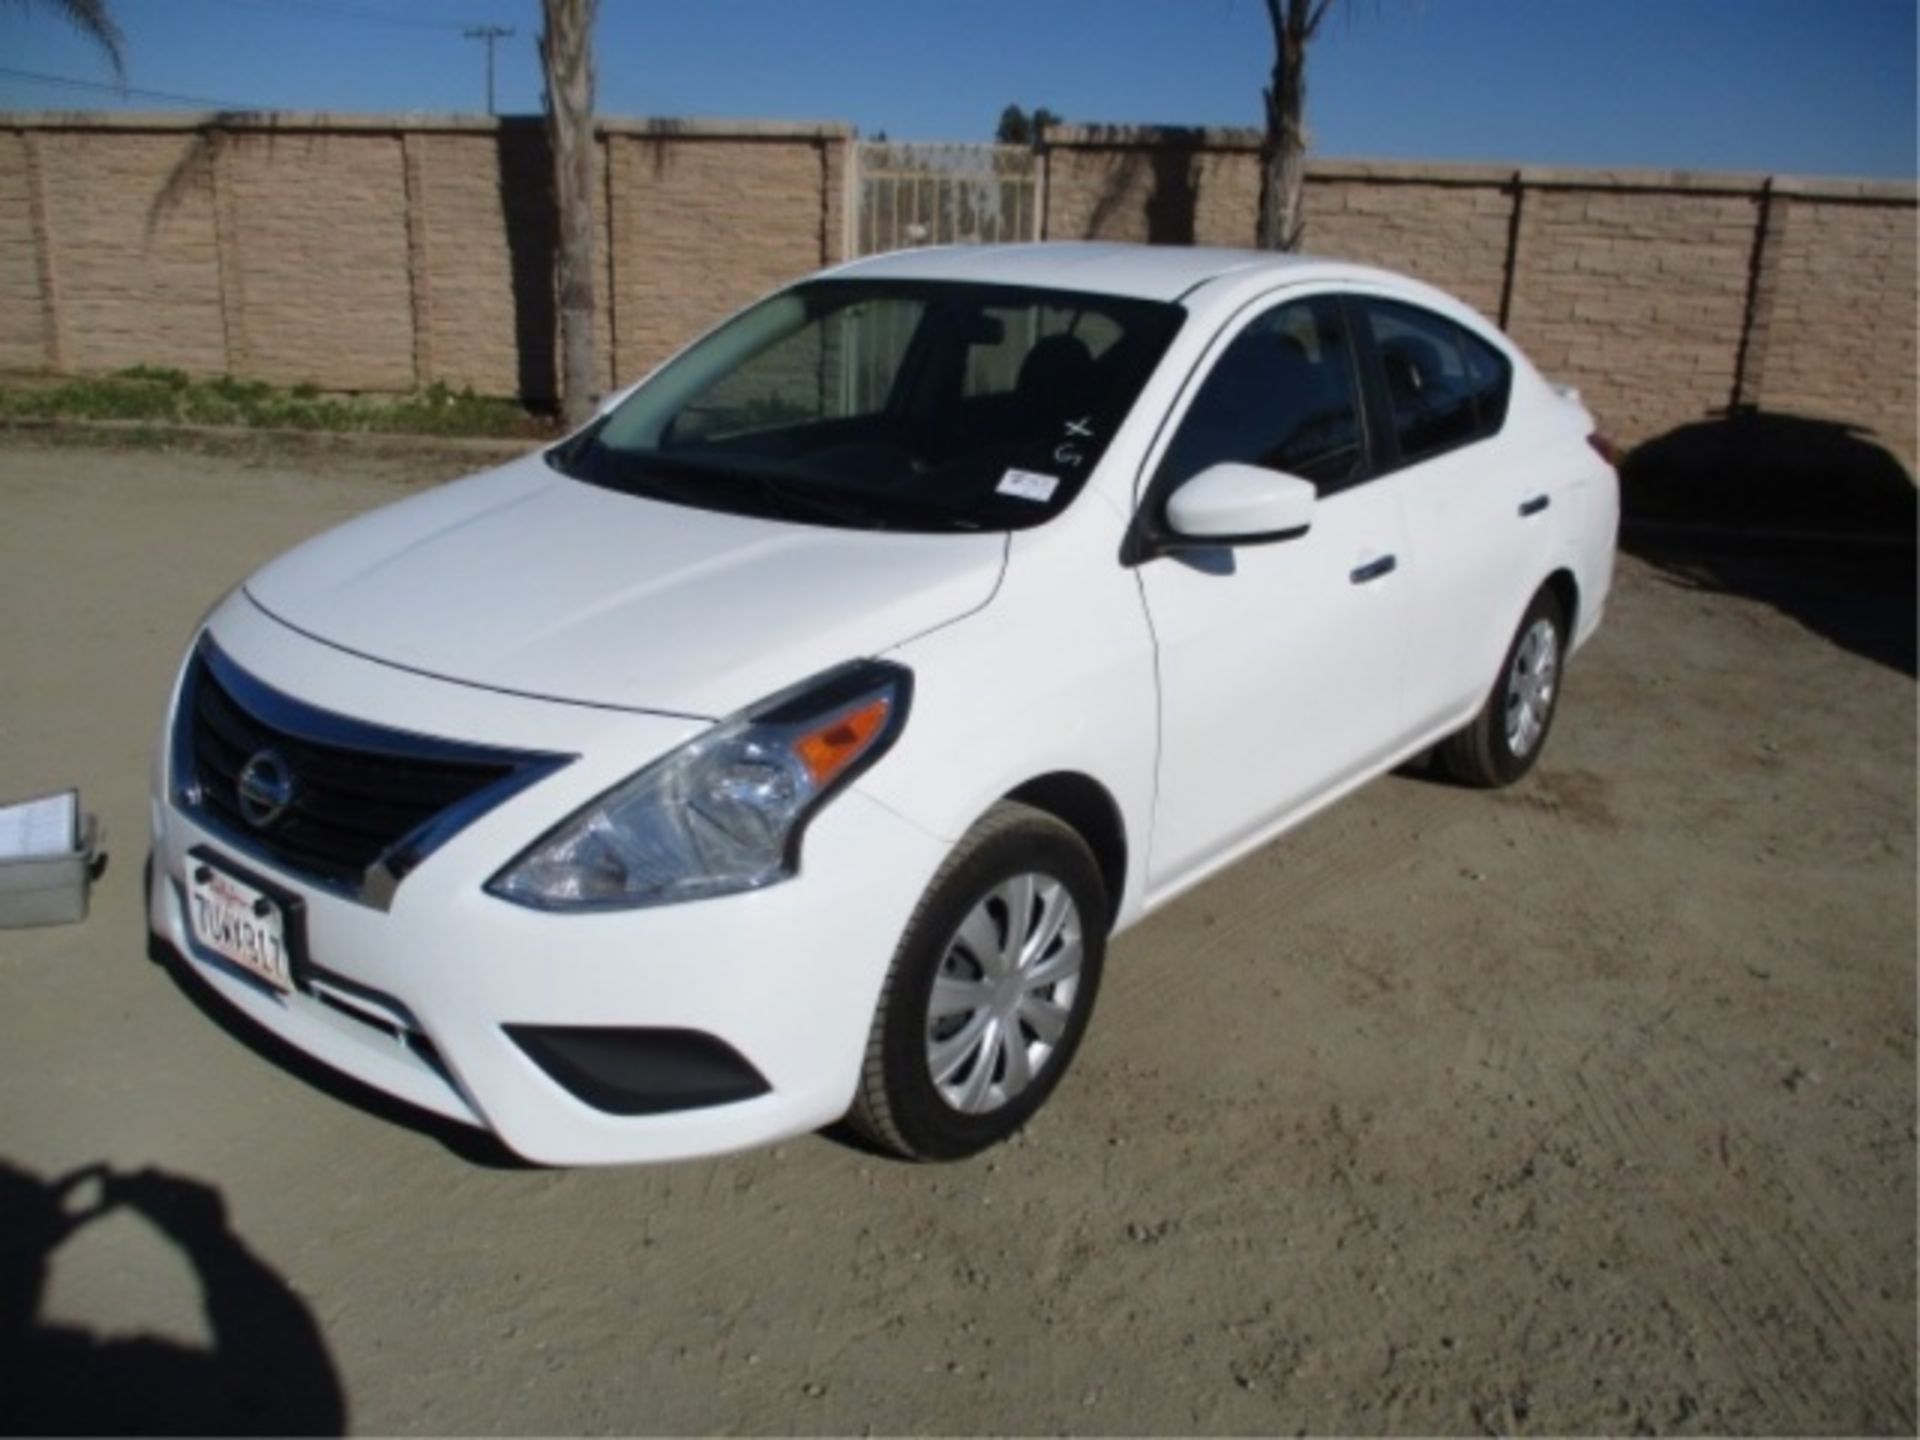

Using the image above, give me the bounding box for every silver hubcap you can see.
[1504,617,1560,757]
[925,873,1083,1115]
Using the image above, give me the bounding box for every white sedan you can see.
[150,243,1618,1165]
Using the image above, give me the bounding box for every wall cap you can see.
[1042,124,1916,203]
[0,110,855,141]
[3,112,1908,199]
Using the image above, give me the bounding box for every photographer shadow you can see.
[0,1159,346,1436]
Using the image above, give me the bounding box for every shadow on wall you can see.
[146,114,255,242]
[144,116,563,406]
[1079,125,1204,245]
[1621,409,1917,677]
[0,1158,347,1435]
[496,118,559,407]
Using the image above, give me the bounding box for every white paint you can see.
[151,243,1618,1164]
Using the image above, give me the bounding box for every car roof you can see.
[823,241,1387,304]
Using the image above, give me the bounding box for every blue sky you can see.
[3,0,1914,177]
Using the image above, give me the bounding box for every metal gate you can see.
[850,142,1042,256]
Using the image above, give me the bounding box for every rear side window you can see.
[1363,300,1509,464]
[1157,296,1366,493]
[1459,326,1512,434]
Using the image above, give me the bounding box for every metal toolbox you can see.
[0,797,101,929]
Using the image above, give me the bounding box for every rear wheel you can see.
[1439,587,1566,788]
[850,802,1107,1161]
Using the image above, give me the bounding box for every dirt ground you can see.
[0,432,1913,1435]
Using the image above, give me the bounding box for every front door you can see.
[1136,293,1413,893]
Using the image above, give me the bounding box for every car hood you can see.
[243,453,1007,717]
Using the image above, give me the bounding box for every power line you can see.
[0,65,260,110]
[206,0,496,33]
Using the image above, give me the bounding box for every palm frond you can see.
[18,0,126,81]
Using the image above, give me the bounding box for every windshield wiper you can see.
[567,444,986,533]
[736,472,890,528]
[582,448,888,528]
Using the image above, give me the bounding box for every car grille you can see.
[174,636,569,905]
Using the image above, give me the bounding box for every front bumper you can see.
[149,598,948,1165]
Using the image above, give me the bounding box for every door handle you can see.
[1519,494,1551,517]
[1350,554,1397,584]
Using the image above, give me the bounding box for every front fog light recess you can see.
[488,661,910,910]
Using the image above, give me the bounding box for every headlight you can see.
[487,661,912,911]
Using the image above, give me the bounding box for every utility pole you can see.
[463,25,515,116]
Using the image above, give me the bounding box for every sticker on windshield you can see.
[996,469,1060,503]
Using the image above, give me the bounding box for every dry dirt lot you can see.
[0,433,1913,1435]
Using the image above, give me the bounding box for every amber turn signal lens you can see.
[793,696,892,787]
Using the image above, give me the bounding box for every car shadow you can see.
[817,1119,917,1161]
[1620,410,1916,677]
[0,1157,347,1435]
[148,932,537,1172]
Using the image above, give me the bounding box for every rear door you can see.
[1352,297,1551,730]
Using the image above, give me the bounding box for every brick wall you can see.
[1748,188,1918,436]
[609,125,842,378]
[1043,126,1916,468]
[1503,183,1759,447]
[27,127,227,376]
[221,129,416,390]
[0,112,852,404]
[0,113,1911,471]
[0,131,54,370]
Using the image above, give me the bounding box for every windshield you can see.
[549,279,1184,532]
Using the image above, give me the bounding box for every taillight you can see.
[1587,432,1621,468]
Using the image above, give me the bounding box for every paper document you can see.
[0,791,78,860]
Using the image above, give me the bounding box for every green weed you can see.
[0,371,554,440]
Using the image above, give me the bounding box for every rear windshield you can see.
[549,279,1184,532]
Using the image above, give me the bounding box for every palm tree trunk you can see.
[541,0,599,425]
[1258,0,1330,252]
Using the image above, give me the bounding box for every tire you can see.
[1438,587,1567,789]
[849,801,1108,1161]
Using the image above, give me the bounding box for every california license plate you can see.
[187,859,293,993]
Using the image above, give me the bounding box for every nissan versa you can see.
[151,243,1618,1164]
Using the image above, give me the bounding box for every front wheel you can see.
[1438,587,1567,788]
[849,802,1108,1161]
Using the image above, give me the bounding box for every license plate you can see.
[187,859,293,993]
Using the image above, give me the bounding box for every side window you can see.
[1459,326,1512,435]
[1363,300,1499,463]
[1157,297,1366,493]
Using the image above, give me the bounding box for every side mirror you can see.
[1162,462,1316,546]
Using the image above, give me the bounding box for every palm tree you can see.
[541,0,599,426]
[19,0,125,78]
[1257,0,1334,251]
